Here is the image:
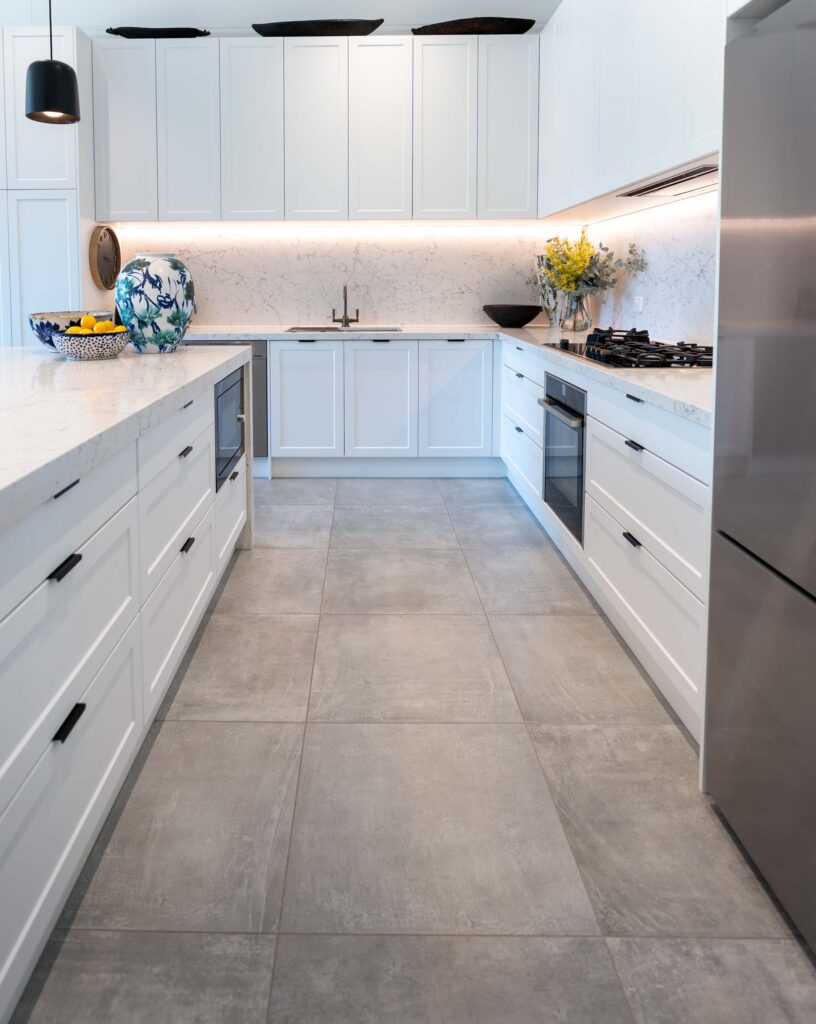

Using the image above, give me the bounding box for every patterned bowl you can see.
[52,329,129,361]
[28,310,113,349]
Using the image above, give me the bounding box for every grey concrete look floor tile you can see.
[449,503,551,549]
[608,938,816,1024]
[12,931,277,1024]
[309,615,521,723]
[321,549,482,614]
[529,725,789,938]
[254,505,334,548]
[214,549,326,615]
[161,614,318,722]
[335,478,444,507]
[465,546,597,614]
[438,477,523,507]
[268,935,634,1024]
[254,478,337,506]
[489,615,669,725]
[330,506,459,549]
[280,724,599,935]
[65,722,302,933]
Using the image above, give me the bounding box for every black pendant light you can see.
[25,0,80,124]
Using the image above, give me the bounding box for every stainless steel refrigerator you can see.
[707,0,816,953]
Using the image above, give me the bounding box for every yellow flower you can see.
[537,227,594,293]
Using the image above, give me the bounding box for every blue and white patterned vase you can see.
[115,252,196,353]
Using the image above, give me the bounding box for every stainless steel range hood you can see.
[618,164,719,199]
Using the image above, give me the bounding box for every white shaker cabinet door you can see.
[344,339,418,457]
[477,35,538,219]
[220,37,284,220]
[93,37,158,221]
[3,27,78,188]
[270,339,345,457]
[0,41,6,189]
[284,38,348,220]
[6,190,79,346]
[349,36,412,220]
[413,36,477,219]
[418,339,493,456]
[537,4,575,217]
[156,38,221,220]
[684,0,727,160]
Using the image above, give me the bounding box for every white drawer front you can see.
[141,504,216,722]
[138,388,213,488]
[0,618,142,1018]
[0,443,136,625]
[589,384,712,484]
[585,493,706,722]
[501,413,542,499]
[214,456,247,573]
[501,338,546,387]
[0,498,139,819]
[138,421,215,602]
[587,416,710,601]
[501,363,544,448]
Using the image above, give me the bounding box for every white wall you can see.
[2,2,559,32]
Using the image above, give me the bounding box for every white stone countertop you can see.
[187,323,713,428]
[0,345,250,532]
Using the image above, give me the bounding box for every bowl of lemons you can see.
[28,309,113,349]
[52,314,130,360]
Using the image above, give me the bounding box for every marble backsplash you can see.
[115,191,719,342]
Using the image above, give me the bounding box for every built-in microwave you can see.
[214,367,245,491]
[539,373,587,545]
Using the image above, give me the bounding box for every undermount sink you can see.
[286,325,403,333]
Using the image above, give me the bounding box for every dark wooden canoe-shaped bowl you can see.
[252,19,384,37]
[412,17,535,35]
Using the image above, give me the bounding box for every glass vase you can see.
[559,293,592,333]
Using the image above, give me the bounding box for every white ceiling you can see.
[3,1,562,32]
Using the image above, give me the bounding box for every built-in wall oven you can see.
[539,374,587,545]
[214,367,245,491]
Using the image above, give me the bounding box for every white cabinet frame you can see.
[418,338,493,456]
[344,338,418,457]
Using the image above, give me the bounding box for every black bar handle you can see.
[626,393,644,404]
[623,531,642,549]
[624,439,644,452]
[516,346,523,351]
[515,426,523,434]
[53,478,80,500]
[48,552,82,583]
[447,339,465,343]
[298,339,316,343]
[180,536,195,554]
[515,372,524,379]
[53,703,86,744]
[182,399,193,409]
[179,445,193,458]
[229,470,239,481]
[372,339,390,343]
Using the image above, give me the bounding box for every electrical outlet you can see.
[633,295,644,313]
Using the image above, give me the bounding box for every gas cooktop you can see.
[549,328,713,369]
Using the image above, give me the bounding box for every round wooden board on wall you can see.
[89,225,122,291]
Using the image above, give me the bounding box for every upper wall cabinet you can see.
[0,197,10,344]
[413,36,478,219]
[349,36,412,220]
[220,37,284,220]
[3,27,78,188]
[684,0,728,160]
[0,43,5,190]
[156,38,221,220]
[538,3,575,216]
[285,37,349,220]
[477,35,538,218]
[93,38,158,221]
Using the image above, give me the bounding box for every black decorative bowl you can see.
[252,19,384,37]
[483,305,542,329]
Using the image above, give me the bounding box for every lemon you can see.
[93,320,114,333]
[80,314,96,330]
[113,325,127,333]
[65,326,84,334]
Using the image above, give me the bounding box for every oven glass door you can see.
[544,399,585,543]
[215,369,244,490]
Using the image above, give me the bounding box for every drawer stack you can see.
[500,340,546,498]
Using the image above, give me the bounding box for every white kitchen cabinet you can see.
[501,413,543,499]
[413,36,477,219]
[0,42,6,190]
[92,37,158,221]
[156,38,221,220]
[2,27,78,189]
[344,338,418,457]
[501,363,544,449]
[538,4,575,215]
[685,0,727,159]
[270,339,344,457]
[284,37,348,220]
[214,456,247,573]
[0,197,10,346]
[478,35,538,218]
[220,37,284,220]
[570,1,602,204]
[596,0,636,196]
[0,617,142,1023]
[418,339,492,456]
[6,189,79,346]
[349,36,412,219]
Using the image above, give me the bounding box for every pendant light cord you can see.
[48,0,53,60]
